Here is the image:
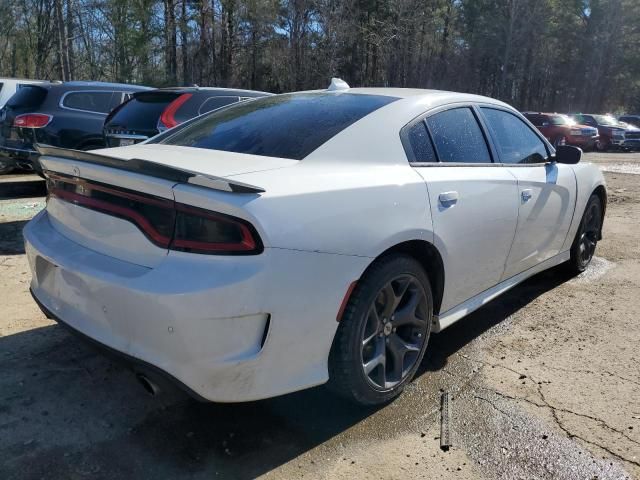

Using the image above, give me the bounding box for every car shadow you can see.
[420,265,574,375]
[0,220,29,254]
[0,179,46,200]
[0,266,576,480]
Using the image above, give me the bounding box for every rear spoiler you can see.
[34,144,265,194]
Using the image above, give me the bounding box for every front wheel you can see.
[328,254,433,405]
[565,194,602,275]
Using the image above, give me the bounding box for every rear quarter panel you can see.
[560,161,606,252]
[173,161,434,259]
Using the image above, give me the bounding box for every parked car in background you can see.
[619,122,640,151]
[570,114,627,151]
[0,81,150,174]
[0,78,49,108]
[522,112,598,149]
[618,115,640,128]
[26,82,606,406]
[103,87,271,147]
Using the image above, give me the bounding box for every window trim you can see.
[400,102,498,166]
[477,104,553,167]
[59,90,123,115]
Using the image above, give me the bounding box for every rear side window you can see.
[6,85,48,108]
[198,96,240,115]
[158,93,397,160]
[106,92,180,127]
[481,108,548,164]
[425,108,491,163]
[62,91,115,114]
[406,121,437,162]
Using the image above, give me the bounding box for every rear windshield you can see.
[106,92,180,127]
[6,85,48,108]
[155,92,398,160]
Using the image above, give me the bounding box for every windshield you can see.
[548,115,569,126]
[156,92,398,160]
[592,115,619,126]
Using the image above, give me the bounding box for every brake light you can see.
[171,204,260,253]
[14,113,52,128]
[158,93,192,131]
[46,174,263,255]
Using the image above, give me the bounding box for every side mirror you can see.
[554,145,582,164]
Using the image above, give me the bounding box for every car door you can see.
[404,105,520,312]
[479,106,576,279]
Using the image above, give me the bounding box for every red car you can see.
[523,112,599,150]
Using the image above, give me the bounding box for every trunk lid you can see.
[37,145,284,267]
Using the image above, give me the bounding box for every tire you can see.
[328,254,433,405]
[565,194,602,275]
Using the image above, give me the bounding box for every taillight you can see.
[157,93,192,131]
[172,204,261,254]
[13,113,52,128]
[46,173,263,255]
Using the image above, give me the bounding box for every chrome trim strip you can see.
[105,133,149,140]
[58,90,128,116]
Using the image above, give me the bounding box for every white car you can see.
[24,80,606,405]
[0,78,48,108]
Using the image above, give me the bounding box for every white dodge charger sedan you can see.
[24,80,606,405]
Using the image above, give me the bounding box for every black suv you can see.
[0,81,150,173]
[103,87,271,147]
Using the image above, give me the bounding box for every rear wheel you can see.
[328,254,433,405]
[565,194,602,274]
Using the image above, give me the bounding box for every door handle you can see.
[521,189,533,202]
[438,191,459,207]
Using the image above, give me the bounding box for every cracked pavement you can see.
[1,152,639,479]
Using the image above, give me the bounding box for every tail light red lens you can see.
[158,93,192,131]
[14,113,52,128]
[46,173,263,255]
[172,204,260,253]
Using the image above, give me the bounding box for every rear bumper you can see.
[24,210,369,402]
[31,289,209,401]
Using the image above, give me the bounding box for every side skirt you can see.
[433,250,570,332]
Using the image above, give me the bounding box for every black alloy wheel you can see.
[566,194,602,274]
[328,254,433,405]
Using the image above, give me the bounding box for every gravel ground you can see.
[0,153,638,480]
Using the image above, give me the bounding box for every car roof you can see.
[293,87,514,164]
[0,78,49,84]
[148,86,272,96]
[58,81,151,90]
